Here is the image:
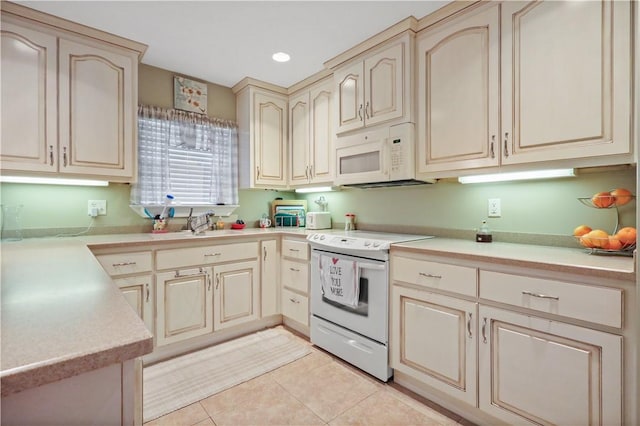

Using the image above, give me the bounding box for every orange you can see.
[607,236,623,251]
[610,188,633,206]
[584,229,610,249]
[615,227,637,248]
[591,191,615,208]
[573,225,592,237]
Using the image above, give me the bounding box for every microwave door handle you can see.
[382,138,390,177]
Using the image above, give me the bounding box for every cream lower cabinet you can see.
[155,268,213,347]
[281,238,310,328]
[213,260,259,330]
[391,286,477,406]
[478,305,622,426]
[114,275,154,333]
[261,239,280,317]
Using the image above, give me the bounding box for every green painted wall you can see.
[0,63,635,243]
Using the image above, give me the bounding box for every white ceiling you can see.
[18,1,449,88]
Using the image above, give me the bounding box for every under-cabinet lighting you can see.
[0,176,109,186]
[294,186,333,193]
[457,169,575,184]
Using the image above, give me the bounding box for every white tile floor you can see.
[144,328,473,426]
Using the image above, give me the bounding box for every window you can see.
[131,105,239,209]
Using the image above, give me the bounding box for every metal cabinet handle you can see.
[490,135,495,159]
[216,274,220,290]
[145,283,150,303]
[503,132,509,158]
[289,267,300,272]
[289,248,300,252]
[522,291,559,301]
[49,145,54,166]
[358,104,364,121]
[419,272,442,279]
[263,246,267,261]
[207,273,212,291]
[482,317,488,343]
[365,101,370,119]
[467,312,473,339]
[289,297,300,304]
[256,166,260,179]
[63,147,68,167]
[112,261,136,267]
[309,164,314,178]
[204,253,222,257]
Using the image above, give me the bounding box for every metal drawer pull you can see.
[204,253,222,257]
[145,283,150,303]
[503,132,509,157]
[289,267,300,272]
[289,297,300,304]
[490,135,495,159]
[49,145,54,165]
[482,317,488,343]
[522,291,559,301]
[467,312,473,339]
[112,261,136,267]
[289,248,300,252]
[419,272,442,279]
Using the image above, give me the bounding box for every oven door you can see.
[310,249,389,344]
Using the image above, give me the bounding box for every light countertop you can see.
[1,228,635,397]
[392,238,636,282]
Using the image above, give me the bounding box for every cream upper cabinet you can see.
[289,77,334,186]
[479,305,622,425]
[58,38,136,179]
[0,20,57,173]
[0,9,143,182]
[235,83,288,189]
[416,1,633,178]
[416,5,500,176]
[334,34,412,134]
[501,0,632,165]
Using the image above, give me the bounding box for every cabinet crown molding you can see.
[1,1,147,57]
[232,77,288,95]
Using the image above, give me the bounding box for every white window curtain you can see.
[131,105,239,206]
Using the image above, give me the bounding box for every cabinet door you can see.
[58,38,136,180]
[114,275,154,334]
[416,5,499,176]
[391,285,477,406]
[501,0,631,165]
[289,91,310,184]
[478,305,622,425]
[213,261,259,330]
[334,61,364,134]
[156,269,213,346]
[309,80,334,184]
[253,90,287,187]
[363,41,405,128]
[0,20,57,173]
[261,240,279,317]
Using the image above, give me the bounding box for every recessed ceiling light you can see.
[272,52,290,63]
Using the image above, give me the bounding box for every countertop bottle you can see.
[476,220,492,243]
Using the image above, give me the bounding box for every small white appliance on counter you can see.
[306,212,332,230]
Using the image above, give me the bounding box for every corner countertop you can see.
[392,238,636,282]
[1,228,635,397]
[0,227,310,397]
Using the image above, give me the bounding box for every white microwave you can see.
[334,123,431,188]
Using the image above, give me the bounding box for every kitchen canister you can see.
[345,213,356,231]
[1,204,24,241]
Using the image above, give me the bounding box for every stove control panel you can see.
[307,233,391,251]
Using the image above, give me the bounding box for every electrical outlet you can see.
[88,200,107,216]
[488,198,501,217]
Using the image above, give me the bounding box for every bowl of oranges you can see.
[573,226,636,256]
[578,188,634,209]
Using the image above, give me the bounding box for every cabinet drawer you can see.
[282,287,309,326]
[156,242,258,270]
[479,271,623,328]
[95,251,152,276]
[391,256,477,297]
[281,259,309,294]
[282,239,309,261]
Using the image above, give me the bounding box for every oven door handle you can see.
[357,262,386,271]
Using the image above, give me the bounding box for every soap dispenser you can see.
[476,220,492,243]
